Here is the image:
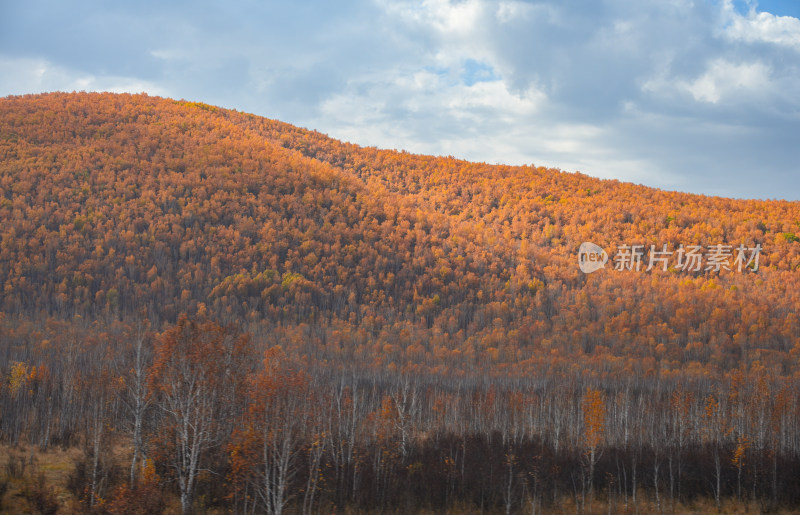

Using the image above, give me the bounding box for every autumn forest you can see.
[1,92,800,513]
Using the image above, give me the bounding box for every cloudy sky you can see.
[2,0,799,200]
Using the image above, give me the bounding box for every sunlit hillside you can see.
[2,92,798,376]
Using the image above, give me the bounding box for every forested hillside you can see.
[1,92,799,513]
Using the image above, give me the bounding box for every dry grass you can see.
[0,443,82,513]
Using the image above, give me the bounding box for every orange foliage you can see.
[1,92,799,382]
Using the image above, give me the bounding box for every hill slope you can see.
[1,91,799,378]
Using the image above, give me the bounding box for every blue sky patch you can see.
[461,59,499,86]
[730,0,800,18]
[756,0,800,18]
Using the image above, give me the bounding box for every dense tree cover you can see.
[1,92,800,511]
[1,92,798,376]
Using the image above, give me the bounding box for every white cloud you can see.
[377,0,496,71]
[316,67,544,145]
[687,60,771,103]
[446,80,542,115]
[495,1,537,23]
[722,0,800,50]
[0,55,169,97]
[381,0,483,35]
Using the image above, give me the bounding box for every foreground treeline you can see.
[2,315,800,513]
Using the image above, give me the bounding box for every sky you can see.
[1,0,800,201]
